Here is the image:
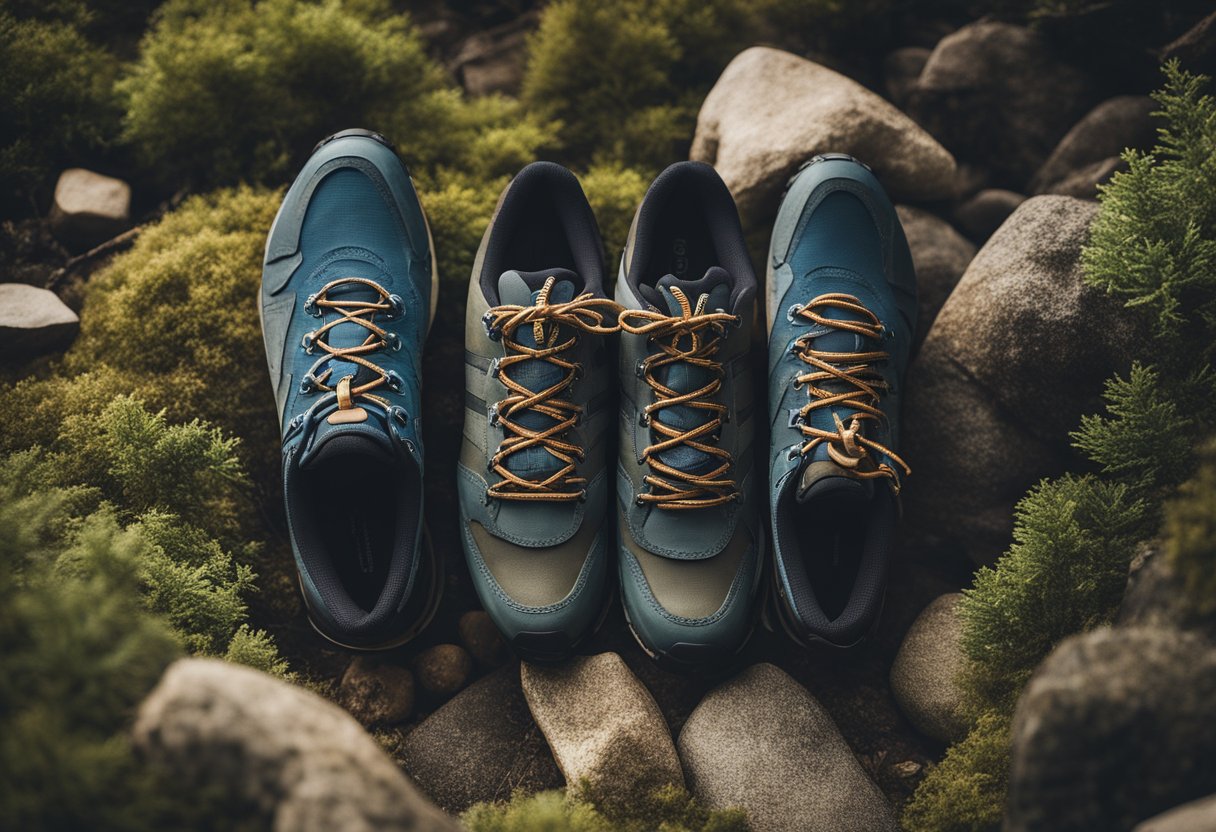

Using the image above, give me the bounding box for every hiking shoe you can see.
[261,129,441,650]
[616,162,763,670]
[766,154,917,649]
[458,162,620,662]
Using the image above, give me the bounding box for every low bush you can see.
[901,712,1011,832]
[1164,440,1216,619]
[463,786,749,832]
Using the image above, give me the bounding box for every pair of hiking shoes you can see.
[261,131,915,669]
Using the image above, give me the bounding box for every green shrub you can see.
[581,163,650,278]
[464,786,748,832]
[901,711,1011,832]
[0,8,120,208]
[1164,440,1216,618]
[120,0,553,187]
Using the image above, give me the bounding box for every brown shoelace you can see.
[483,276,622,502]
[301,276,398,410]
[620,286,739,509]
[791,293,911,490]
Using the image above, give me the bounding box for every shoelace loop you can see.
[620,287,740,510]
[483,276,622,502]
[300,276,400,410]
[791,292,911,491]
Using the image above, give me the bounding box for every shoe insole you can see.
[795,495,867,621]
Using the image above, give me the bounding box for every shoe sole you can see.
[274,128,443,651]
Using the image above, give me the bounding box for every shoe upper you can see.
[616,161,762,667]
[261,132,435,649]
[458,162,617,661]
[766,155,917,648]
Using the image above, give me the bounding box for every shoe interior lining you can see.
[793,494,867,621]
[636,187,718,290]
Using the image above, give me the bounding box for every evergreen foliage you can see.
[1164,440,1216,618]
[900,711,1011,832]
[464,786,749,832]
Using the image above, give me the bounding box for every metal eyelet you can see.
[299,376,316,394]
[488,403,500,427]
[385,332,402,351]
[635,496,646,507]
[482,312,501,341]
[390,406,409,426]
[301,332,316,354]
[634,358,647,378]
[488,357,501,379]
[303,294,322,317]
[786,304,803,323]
[787,446,800,461]
[385,371,404,393]
[385,294,405,320]
[638,409,650,427]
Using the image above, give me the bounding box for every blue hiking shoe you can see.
[261,129,441,650]
[765,154,917,649]
[616,162,764,670]
[458,163,621,662]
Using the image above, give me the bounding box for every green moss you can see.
[0,8,121,206]
[901,711,1011,832]
[464,786,748,832]
[225,623,291,677]
[1164,440,1216,618]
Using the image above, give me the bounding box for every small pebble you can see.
[414,644,473,699]
[338,657,415,726]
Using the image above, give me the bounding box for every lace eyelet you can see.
[787,446,800,461]
[488,403,501,427]
[385,332,402,352]
[638,410,650,427]
[488,358,501,379]
[786,304,803,323]
[635,496,646,507]
[303,294,322,317]
[301,332,316,354]
[385,294,405,320]
[390,406,409,426]
[385,371,404,393]
[634,358,647,378]
[299,377,316,394]
[482,312,501,341]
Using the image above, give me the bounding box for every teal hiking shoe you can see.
[458,163,621,662]
[766,154,917,649]
[261,129,441,650]
[616,162,763,670]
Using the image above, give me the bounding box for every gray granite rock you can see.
[521,652,683,811]
[133,658,458,832]
[910,22,1097,186]
[0,283,80,358]
[1007,627,1216,832]
[902,196,1144,564]
[457,610,510,668]
[449,12,537,97]
[398,663,562,813]
[895,205,975,352]
[691,46,956,226]
[1161,10,1216,77]
[413,644,472,700]
[1134,794,1216,832]
[49,168,131,250]
[889,593,969,744]
[1044,156,1125,199]
[1029,96,1156,194]
[678,663,897,832]
[338,657,415,726]
[953,188,1026,242]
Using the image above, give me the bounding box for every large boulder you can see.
[889,593,969,744]
[1134,794,1216,832]
[1161,10,1216,77]
[883,46,931,110]
[132,659,459,832]
[1007,627,1216,832]
[0,283,80,358]
[691,46,956,226]
[909,22,1097,187]
[901,196,1143,564]
[448,12,537,97]
[49,168,131,250]
[1029,96,1157,195]
[952,188,1026,242]
[894,205,975,352]
[521,652,683,811]
[399,663,563,813]
[677,663,897,832]
[1044,156,1126,200]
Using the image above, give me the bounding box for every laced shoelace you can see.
[299,277,401,412]
[790,293,911,491]
[620,287,740,509]
[482,276,622,502]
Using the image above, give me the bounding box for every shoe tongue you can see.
[796,460,874,505]
[301,408,395,469]
[495,268,581,483]
[649,267,734,480]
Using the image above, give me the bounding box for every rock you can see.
[413,644,473,699]
[1118,542,1216,641]
[521,652,683,810]
[691,46,956,226]
[449,12,537,97]
[338,657,415,726]
[909,22,1097,186]
[677,663,897,832]
[889,593,969,744]
[1007,627,1216,832]
[883,47,930,110]
[0,283,80,359]
[892,760,923,779]
[1134,794,1216,832]
[953,188,1026,242]
[49,168,131,250]
[894,205,975,352]
[133,658,459,832]
[1044,156,1125,199]
[1161,11,1216,77]
[902,196,1144,564]
[399,663,563,813]
[457,610,510,668]
[1029,96,1157,194]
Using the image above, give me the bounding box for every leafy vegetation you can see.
[1164,440,1216,619]
[464,786,748,832]
[905,64,1216,832]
